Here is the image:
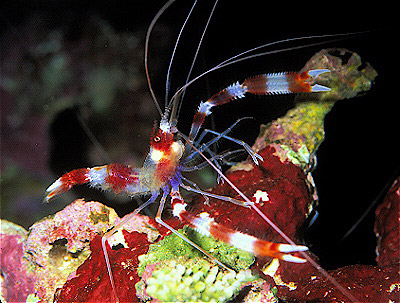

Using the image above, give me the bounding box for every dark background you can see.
[1,0,396,270]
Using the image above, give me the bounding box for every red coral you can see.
[55,231,150,302]
[189,146,400,302]
[277,178,400,302]
[278,264,399,302]
[375,177,400,266]
[190,145,310,244]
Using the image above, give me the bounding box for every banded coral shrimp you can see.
[0,0,396,302]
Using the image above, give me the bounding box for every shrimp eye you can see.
[153,136,161,142]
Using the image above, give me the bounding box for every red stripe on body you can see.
[252,240,281,258]
[59,168,90,191]
[192,112,207,128]
[287,72,312,93]
[243,75,268,94]
[208,221,232,244]
[209,89,235,106]
[177,209,199,230]
[105,163,139,192]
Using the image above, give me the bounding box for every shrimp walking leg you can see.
[101,192,159,303]
[171,192,308,263]
[155,190,232,271]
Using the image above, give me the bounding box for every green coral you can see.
[136,226,257,302]
[277,101,334,155]
[142,258,257,302]
[257,101,334,169]
[137,226,254,276]
[256,48,378,170]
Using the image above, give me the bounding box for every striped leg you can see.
[156,190,232,271]
[45,163,147,202]
[188,69,330,143]
[171,194,308,263]
[102,191,159,303]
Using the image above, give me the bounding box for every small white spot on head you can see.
[171,141,184,158]
[150,149,164,162]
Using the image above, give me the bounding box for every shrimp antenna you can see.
[144,0,177,117]
[215,31,368,69]
[172,0,220,126]
[170,32,367,103]
[165,0,198,110]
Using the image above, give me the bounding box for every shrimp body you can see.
[45,120,184,200]
[45,69,329,262]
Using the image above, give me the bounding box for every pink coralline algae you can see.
[0,200,161,302]
[0,220,36,303]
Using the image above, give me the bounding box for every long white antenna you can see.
[164,0,198,109]
[169,32,362,103]
[144,0,177,117]
[173,0,220,124]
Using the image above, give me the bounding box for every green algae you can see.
[257,101,334,169]
[274,101,334,155]
[137,226,254,276]
[136,226,257,301]
[140,258,258,302]
[88,205,111,224]
[254,48,377,170]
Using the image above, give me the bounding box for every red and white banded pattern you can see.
[170,191,308,263]
[45,164,146,202]
[188,69,330,142]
